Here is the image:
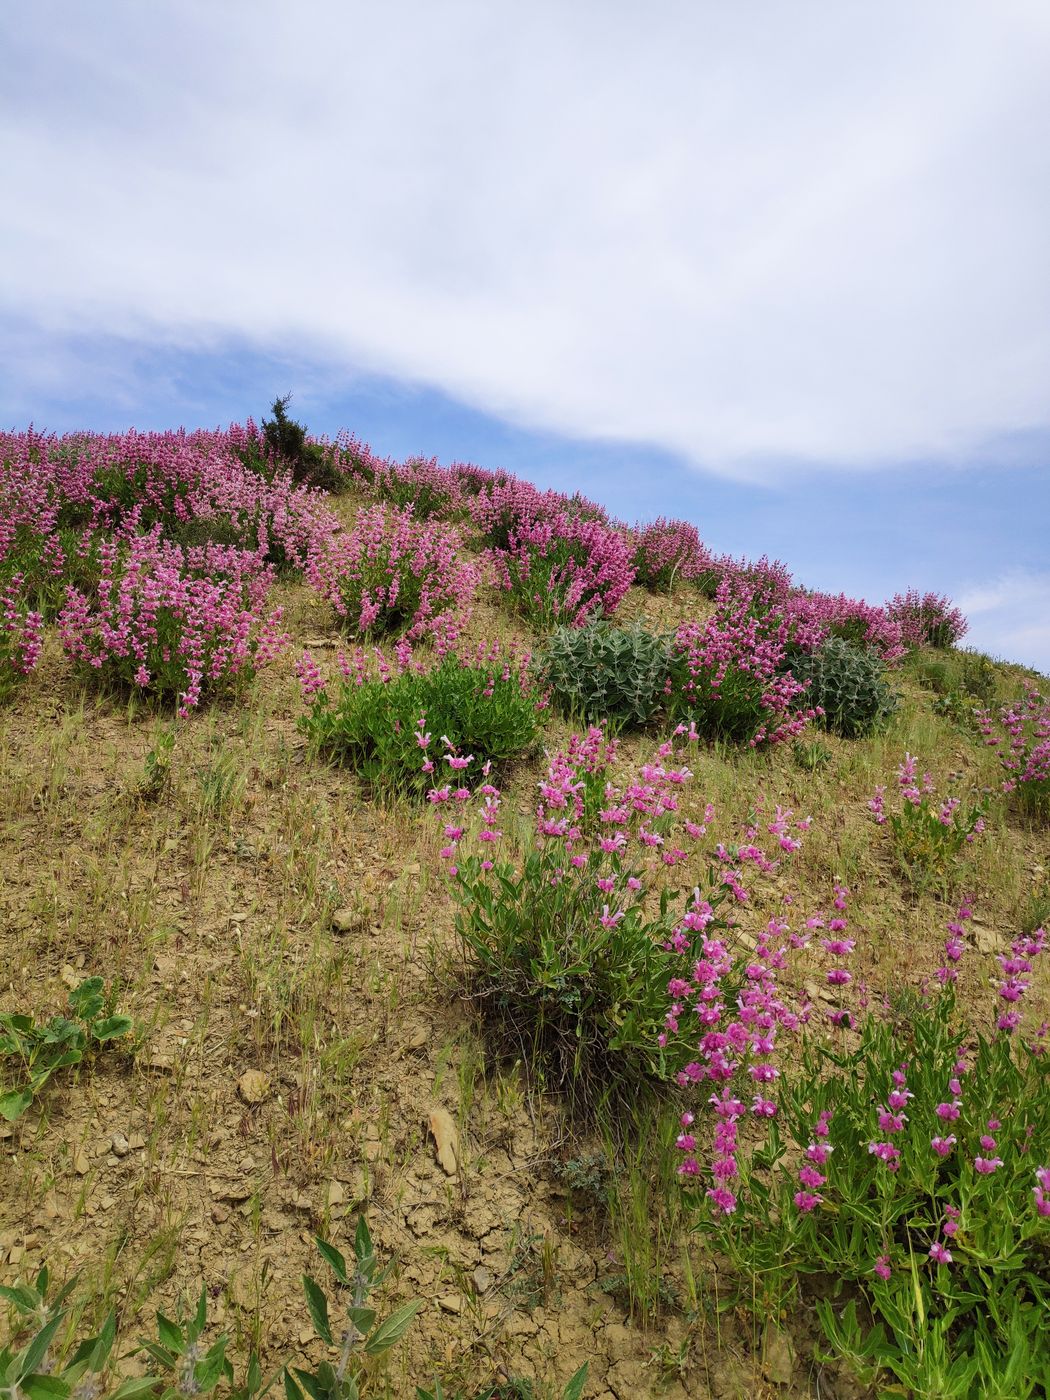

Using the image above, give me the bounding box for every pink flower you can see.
[931,1136,957,1158]
[873,1254,892,1281]
[974,1156,1003,1174]
[928,1241,953,1265]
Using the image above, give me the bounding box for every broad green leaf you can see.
[92,1016,134,1042]
[0,1088,33,1121]
[301,1277,332,1345]
[562,1364,589,1400]
[313,1240,348,1287]
[363,1300,422,1355]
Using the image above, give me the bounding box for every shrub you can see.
[887,589,968,650]
[261,394,340,489]
[307,504,478,647]
[488,512,635,630]
[297,646,541,799]
[667,579,819,747]
[788,636,897,739]
[674,906,1050,1398]
[58,531,288,716]
[869,754,987,893]
[628,518,705,593]
[438,728,742,1117]
[0,573,43,704]
[789,591,906,664]
[539,620,673,730]
[978,684,1050,821]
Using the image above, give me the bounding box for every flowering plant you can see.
[675,904,1050,1397]
[887,589,968,650]
[869,754,987,894]
[306,504,478,647]
[978,684,1050,822]
[0,573,44,703]
[58,531,288,716]
[667,578,821,746]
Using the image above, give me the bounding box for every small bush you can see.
[870,754,986,894]
[58,532,288,715]
[539,620,672,730]
[887,589,968,650]
[674,905,1050,1398]
[298,648,541,799]
[978,684,1050,821]
[438,729,732,1118]
[628,518,704,593]
[0,573,43,703]
[261,395,340,489]
[307,504,478,647]
[788,637,897,739]
[667,579,817,747]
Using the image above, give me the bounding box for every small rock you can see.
[437,1294,462,1315]
[331,908,361,934]
[211,1204,231,1224]
[60,965,79,990]
[237,1070,270,1105]
[326,1180,346,1207]
[111,1132,130,1158]
[762,1323,795,1386]
[238,1154,255,1173]
[72,1149,90,1176]
[428,1107,459,1176]
[128,1132,146,1151]
[472,1265,492,1295]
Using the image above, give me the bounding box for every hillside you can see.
[1,419,1048,1400]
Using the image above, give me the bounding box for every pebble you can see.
[111,1132,130,1157]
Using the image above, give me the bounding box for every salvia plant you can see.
[0,976,134,1121]
[0,1221,415,1400]
[667,578,822,747]
[977,683,1050,822]
[0,573,43,703]
[297,643,542,800]
[306,503,478,647]
[672,903,1050,1398]
[627,518,706,593]
[787,636,898,739]
[887,589,969,650]
[59,531,289,716]
[537,619,673,731]
[869,754,987,894]
[286,1222,422,1400]
[435,726,809,1117]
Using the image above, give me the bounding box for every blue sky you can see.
[2,2,1049,669]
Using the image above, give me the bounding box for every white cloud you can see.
[2,0,1049,476]
[958,570,1050,674]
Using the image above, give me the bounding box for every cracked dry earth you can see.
[0,630,824,1400]
[2,593,1046,1400]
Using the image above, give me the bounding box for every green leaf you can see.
[0,1088,33,1121]
[363,1300,422,1356]
[282,1369,306,1400]
[108,1377,163,1400]
[155,1313,184,1352]
[21,1314,65,1380]
[91,1016,134,1042]
[21,1375,72,1400]
[301,1276,333,1345]
[562,1363,589,1400]
[313,1240,349,1287]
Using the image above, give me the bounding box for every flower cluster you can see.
[306,503,478,647]
[59,530,288,715]
[668,578,822,746]
[977,683,1050,820]
[886,589,968,649]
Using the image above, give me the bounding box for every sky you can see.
[2,1,1048,670]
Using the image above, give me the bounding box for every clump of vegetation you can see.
[438,729,739,1118]
[261,394,340,489]
[0,977,134,1121]
[538,620,672,731]
[298,649,541,799]
[887,589,968,649]
[869,754,987,894]
[675,905,1050,1398]
[788,636,897,739]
